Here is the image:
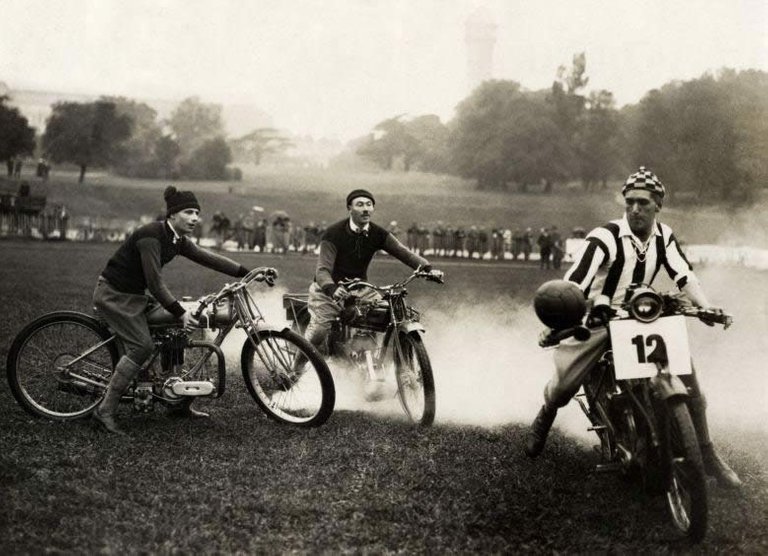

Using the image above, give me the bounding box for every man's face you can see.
[348,197,374,227]
[169,208,200,236]
[624,189,658,237]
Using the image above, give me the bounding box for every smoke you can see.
[218,273,767,441]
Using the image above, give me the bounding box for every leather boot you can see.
[525,404,558,458]
[168,399,210,419]
[700,443,742,489]
[92,356,140,435]
[688,397,742,489]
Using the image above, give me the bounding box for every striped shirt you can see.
[565,216,695,308]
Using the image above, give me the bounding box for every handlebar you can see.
[681,306,733,329]
[193,266,279,319]
[539,325,591,348]
[340,268,444,294]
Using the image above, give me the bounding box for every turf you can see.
[1,241,766,553]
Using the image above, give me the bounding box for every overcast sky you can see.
[1,0,766,140]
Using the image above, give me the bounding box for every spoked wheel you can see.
[664,399,708,543]
[241,329,335,427]
[393,332,435,426]
[6,311,118,420]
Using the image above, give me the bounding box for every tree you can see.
[629,73,758,204]
[231,128,293,165]
[0,95,36,165]
[154,135,181,179]
[403,115,450,173]
[357,115,416,171]
[449,80,571,190]
[167,97,225,158]
[577,90,622,190]
[42,100,132,183]
[104,96,163,178]
[180,136,231,180]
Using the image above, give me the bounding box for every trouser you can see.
[304,282,381,351]
[542,326,711,443]
[93,277,155,415]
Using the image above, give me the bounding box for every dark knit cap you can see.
[164,186,200,216]
[346,189,375,207]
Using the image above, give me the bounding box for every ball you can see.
[533,279,587,329]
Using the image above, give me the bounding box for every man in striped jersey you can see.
[524,167,741,488]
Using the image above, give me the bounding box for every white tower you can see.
[464,6,497,91]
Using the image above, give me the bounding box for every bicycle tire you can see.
[241,328,335,427]
[6,311,118,420]
[664,399,708,543]
[393,332,436,426]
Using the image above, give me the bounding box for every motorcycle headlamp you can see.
[627,287,664,322]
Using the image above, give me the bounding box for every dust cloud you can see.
[219,271,767,442]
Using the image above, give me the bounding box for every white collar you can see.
[618,215,658,242]
[166,220,181,243]
[348,217,370,234]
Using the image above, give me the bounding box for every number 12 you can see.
[630,334,667,364]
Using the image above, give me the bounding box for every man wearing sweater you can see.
[304,189,443,353]
[92,186,250,435]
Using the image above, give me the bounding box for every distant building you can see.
[464,6,497,92]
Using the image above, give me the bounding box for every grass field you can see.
[1,240,767,553]
[3,166,768,248]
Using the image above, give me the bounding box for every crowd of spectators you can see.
[209,212,587,267]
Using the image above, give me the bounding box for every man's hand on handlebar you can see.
[586,304,615,328]
[418,265,444,284]
[698,306,732,329]
[425,269,444,284]
[332,285,351,302]
[180,311,200,331]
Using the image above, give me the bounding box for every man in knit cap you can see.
[304,190,444,381]
[92,186,251,435]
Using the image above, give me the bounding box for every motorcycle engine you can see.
[162,377,215,398]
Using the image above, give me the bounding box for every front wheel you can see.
[241,328,335,427]
[6,311,119,420]
[392,332,436,426]
[664,399,708,543]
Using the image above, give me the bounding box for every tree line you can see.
[0,95,292,183]
[2,55,766,203]
[356,55,768,205]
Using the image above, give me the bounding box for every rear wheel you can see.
[241,329,335,427]
[6,311,118,420]
[664,399,708,543]
[393,332,435,426]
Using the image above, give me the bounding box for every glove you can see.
[586,304,614,328]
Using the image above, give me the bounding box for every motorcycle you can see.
[540,284,732,543]
[6,267,335,428]
[283,269,443,426]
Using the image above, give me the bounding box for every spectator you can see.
[550,225,564,270]
[522,228,533,261]
[537,227,552,269]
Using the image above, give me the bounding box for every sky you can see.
[1,0,766,141]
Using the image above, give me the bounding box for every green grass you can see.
[1,241,767,553]
[4,167,768,247]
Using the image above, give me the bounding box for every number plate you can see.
[610,315,692,380]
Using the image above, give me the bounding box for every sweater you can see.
[101,221,248,317]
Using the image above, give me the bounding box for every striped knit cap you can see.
[621,167,665,199]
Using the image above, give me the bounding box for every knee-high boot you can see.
[93,356,141,435]
[688,396,742,488]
